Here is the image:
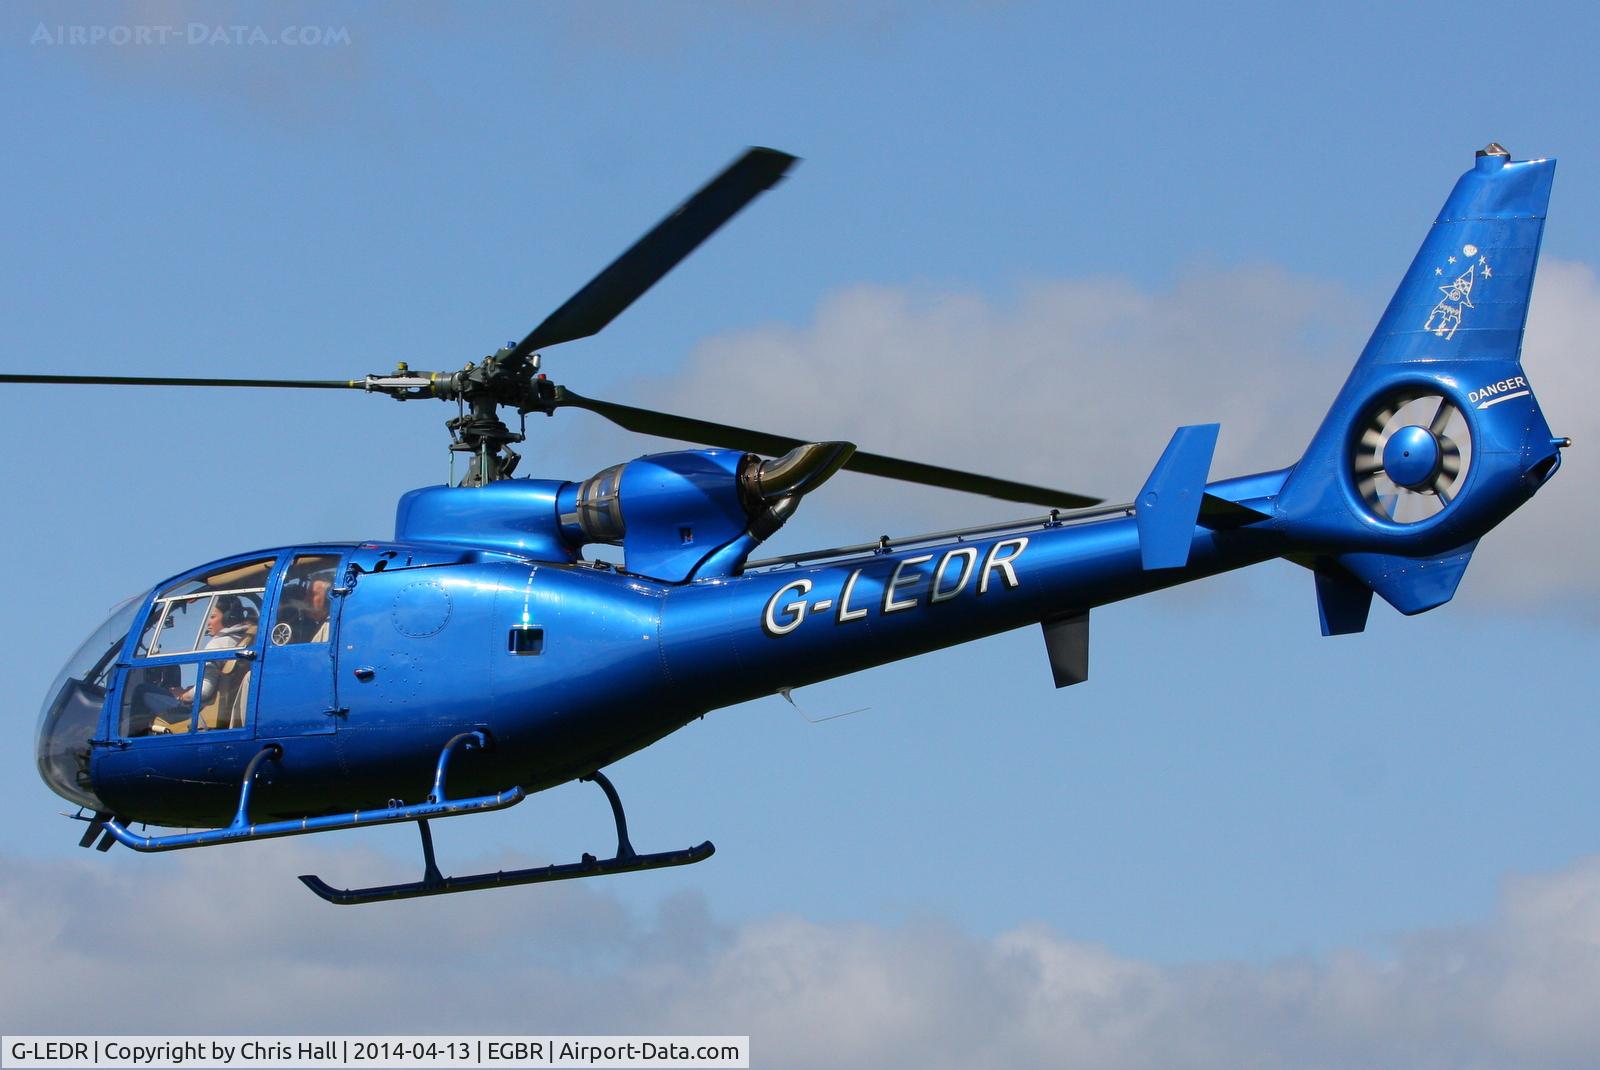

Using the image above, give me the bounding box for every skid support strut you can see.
[298,768,714,905]
[102,732,523,852]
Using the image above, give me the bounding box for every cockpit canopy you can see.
[35,555,300,808]
[35,549,357,815]
[36,591,146,810]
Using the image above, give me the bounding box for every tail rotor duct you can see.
[1350,391,1472,524]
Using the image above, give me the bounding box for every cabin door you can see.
[254,551,344,737]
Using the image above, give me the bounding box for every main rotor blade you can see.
[513,147,798,358]
[0,373,357,390]
[558,389,1101,509]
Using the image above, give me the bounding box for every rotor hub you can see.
[1382,424,1443,491]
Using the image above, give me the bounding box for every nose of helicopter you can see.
[36,678,110,812]
[35,595,146,812]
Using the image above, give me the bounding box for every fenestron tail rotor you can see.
[1351,392,1472,524]
[0,146,1101,509]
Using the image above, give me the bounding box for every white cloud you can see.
[659,259,1600,609]
[1475,259,1600,612]
[673,266,1348,499]
[6,844,1600,1069]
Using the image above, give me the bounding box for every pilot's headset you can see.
[216,595,254,627]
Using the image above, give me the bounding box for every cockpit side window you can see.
[145,597,209,656]
[270,554,341,647]
[120,557,273,738]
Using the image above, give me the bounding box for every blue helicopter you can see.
[16,144,1567,905]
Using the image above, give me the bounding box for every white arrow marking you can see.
[1477,390,1530,410]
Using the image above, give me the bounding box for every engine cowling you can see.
[393,443,852,582]
[563,442,852,582]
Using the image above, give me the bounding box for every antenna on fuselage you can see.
[776,686,870,725]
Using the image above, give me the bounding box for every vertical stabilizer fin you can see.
[1136,424,1220,570]
[1041,611,1089,688]
[1314,566,1374,636]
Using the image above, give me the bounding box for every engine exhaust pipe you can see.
[749,441,856,501]
[740,441,855,541]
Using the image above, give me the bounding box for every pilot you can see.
[146,597,256,733]
[176,596,256,705]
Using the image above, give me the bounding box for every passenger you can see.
[302,577,332,643]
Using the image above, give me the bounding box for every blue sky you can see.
[3,3,1599,1065]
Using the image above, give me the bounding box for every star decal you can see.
[1435,267,1443,275]
[1448,255,1457,264]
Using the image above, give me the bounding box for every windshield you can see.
[36,591,146,809]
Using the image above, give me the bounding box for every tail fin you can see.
[1277,146,1566,626]
[1353,143,1553,369]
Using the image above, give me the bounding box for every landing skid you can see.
[298,770,715,905]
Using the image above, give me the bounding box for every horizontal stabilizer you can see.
[1337,541,1479,615]
[1137,424,1220,569]
[1041,611,1089,688]
[1314,565,1374,636]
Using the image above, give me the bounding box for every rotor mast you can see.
[360,347,563,487]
